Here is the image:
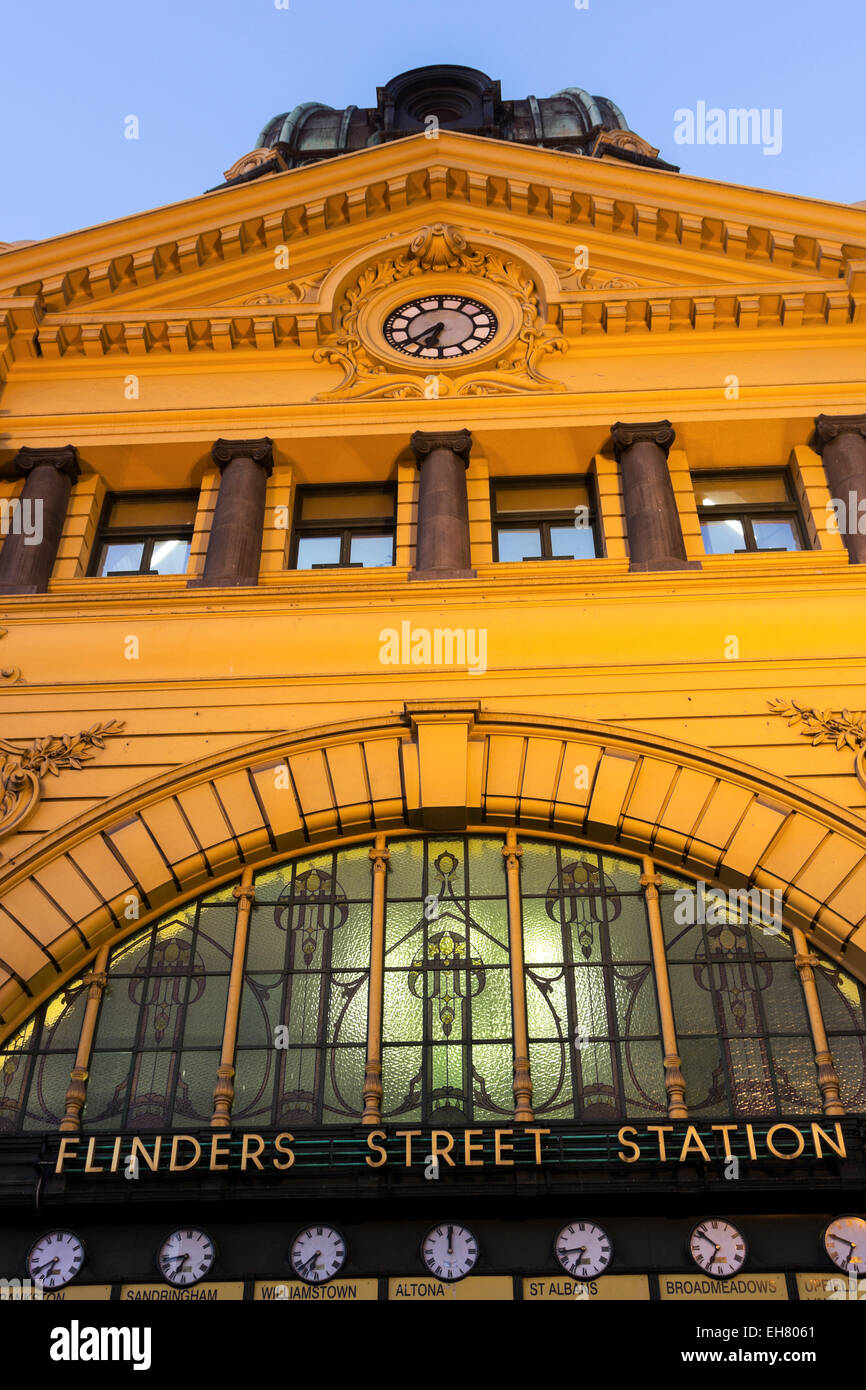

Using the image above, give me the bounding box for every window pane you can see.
[296,535,341,568]
[695,474,788,506]
[349,534,394,567]
[98,540,145,574]
[494,483,589,513]
[108,496,197,528]
[752,519,800,551]
[300,491,394,521]
[550,524,597,560]
[497,527,542,561]
[701,519,746,554]
[149,538,190,574]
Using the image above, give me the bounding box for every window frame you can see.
[489,474,602,563]
[88,490,198,578]
[693,468,807,555]
[289,483,397,571]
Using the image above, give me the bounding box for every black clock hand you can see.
[447,1225,454,1254]
[415,321,445,347]
[32,1257,60,1276]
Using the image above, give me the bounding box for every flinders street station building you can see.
[0,62,865,1308]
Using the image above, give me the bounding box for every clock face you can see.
[157,1227,216,1287]
[824,1215,866,1275]
[383,295,497,359]
[27,1231,85,1290]
[290,1225,347,1284]
[688,1219,748,1278]
[554,1220,613,1280]
[421,1223,479,1281]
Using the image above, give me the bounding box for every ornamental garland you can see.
[0,721,125,842]
[768,698,866,790]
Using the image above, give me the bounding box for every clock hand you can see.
[447,1225,454,1255]
[560,1247,588,1258]
[32,1256,60,1277]
[415,321,445,347]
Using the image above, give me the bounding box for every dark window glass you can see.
[291,487,395,570]
[91,493,197,577]
[694,472,805,554]
[492,478,600,561]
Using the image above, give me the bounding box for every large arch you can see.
[2,702,866,1039]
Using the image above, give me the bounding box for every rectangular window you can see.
[290,486,396,570]
[694,471,805,555]
[90,493,197,577]
[491,477,599,561]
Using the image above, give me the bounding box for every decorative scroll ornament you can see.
[768,698,866,790]
[243,267,334,307]
[550,258,643,293]
[313,223,567,401]
[0,721,124,841]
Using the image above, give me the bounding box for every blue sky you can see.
[2,0,863,243]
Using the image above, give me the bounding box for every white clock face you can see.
[421,1223,479,1281]
[290,1225,347,1284]
[688,1219,748,1278]
[824,1215,866,1275]
[158,1227,216,1287]
[383,295,497,359]
[554,1220,613,1280]
[27,1231,85,1290]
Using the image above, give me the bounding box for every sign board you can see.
[523,1275,650,1300]
[659,1274,787,1301]
[254,1279,378,1301]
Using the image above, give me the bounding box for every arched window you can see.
[1,834,865,1134]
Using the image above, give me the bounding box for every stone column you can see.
[814,414,866,565]
[610,420,697,571]
[0,445,79,594]
[194,437,273,588]
[409,428,475,579]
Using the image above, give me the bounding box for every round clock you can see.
[27,1230,85,1291]
[421,1222,479,1281]
[383,295,497,359]
[688,1219,748,1278]
[554,1220,613,1280]
[823,1214,866,1275]
[290,1225,347,1284]
[157,1227,216,1287]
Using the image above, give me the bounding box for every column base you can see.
[187,575,261,589]
[408,568,477,581]
[628,558,702,573]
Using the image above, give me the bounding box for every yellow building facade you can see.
[0,65,865,1302]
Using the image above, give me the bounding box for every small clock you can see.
[554,1220,613,1280]
[823,1214,866,1275]
[157,1227,216,1287]
[290,1225,347,1284]
[421,1223,479,1281]
[27,1231,85,1291]
[688,1219,748,1278]
[383,295,497,359]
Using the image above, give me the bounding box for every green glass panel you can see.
[678,1037,729,1116]
[613,966,659,1037]
[726,1037,775,1115]
[768,1035,821,1113]
[92,976,146,1050]
[469,899,509,961]
[198,881,240,906]
[327,972,368,1045]
[529,1040,572,1115]
[82,1052,133,1129]
[251,863,293,903]
[815,964,865,1031]
[469,965,511,1040]
[181,975,229,1046]
[277,1048,319,1125]
[746,921,793,961]
[576,1040,618,1118]
[245,904,289,971]
[237,974,282,1046]
[570,965,611,1039]
[385,838,424,900]
[426,839,465,896]
[607,895,652,962]
[330,901,371,969]
[668,964,718,1034]
[659,898,702,958]
[832,1035,866,1110]
[127,1050,176,1129]
[466,837,508,896]
[21,1053,75,1130]
[173,1051,219,1125]
[381,1045,423,1121]
[472,1043,513,1118]
[431,1044,465,1117]
[620,1040,667,1117]
[383,970,423,1043]
[323,1047,365,1120]
[384,900,425,961]
[40,975,89,1050]
[518,840,560,896]
[526,967,568,1038]
[137,975,191,1051]
[521,895,564,965]
[108,924,155,973]
[760,964,810,1034]
[192,905,237,967]
[0,1049,34,1131]
[286,971,327,1044]
[232,1049,275,1123]
[600,853,644,894]
[712,962,763,1035]
[334,845,375,900]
